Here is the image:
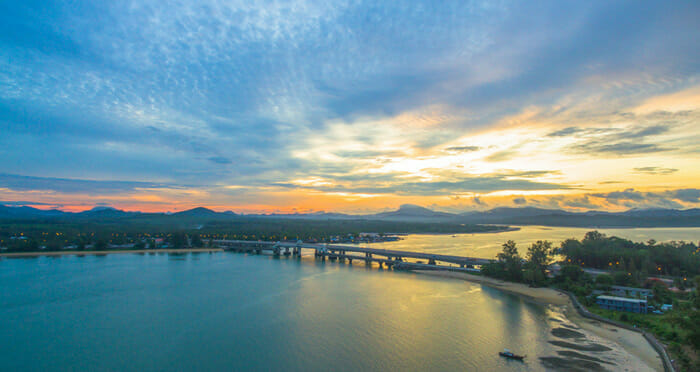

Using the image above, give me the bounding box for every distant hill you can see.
[368,204,456,221]
[458,207,700,227]
[1,204,699,227]
[77,206,139,218]
[0,205,68,218]
[171,207,222,217]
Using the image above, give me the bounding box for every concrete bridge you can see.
[213,240,493,272]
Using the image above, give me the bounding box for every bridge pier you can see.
[216,239,492,272]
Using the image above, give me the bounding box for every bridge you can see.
[213,240,493,272]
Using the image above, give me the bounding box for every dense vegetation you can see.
[481,239,553,286]
[560,230,700,278]
[0,217,504,252]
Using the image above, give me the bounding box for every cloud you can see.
[562,124,677,155]
[207,156,232,164]
[445,146,481,152]
[588,188,700,209]
[620,125,670,139]
[484,150,519,162]
[513,197,527,205]
[276,173,572,196]
[561,196,600,210]
[1,1,699,212]
[633,167,678,175]
[593,188,646,202]
[0,173,173,195]
[572,142,672,155]
[673,189,700,203]
[0,200,60,207]
[547,127,583,137]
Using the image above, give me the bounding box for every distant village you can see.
[1,231,402,252]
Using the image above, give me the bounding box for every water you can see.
[3,225,693,371]
[0,253,571,371]
[367,226,700,259]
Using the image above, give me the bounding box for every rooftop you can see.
[596,295,647,304]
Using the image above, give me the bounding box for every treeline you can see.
[481,240,553,286]
[559,231,700,278]
[0,218,503,252]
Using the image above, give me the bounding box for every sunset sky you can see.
[1,1,699,213]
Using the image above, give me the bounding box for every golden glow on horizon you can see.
[3,85,699,214]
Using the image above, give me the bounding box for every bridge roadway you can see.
[213,239,493,268]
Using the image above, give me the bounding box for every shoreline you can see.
[0,248,223,258]
[414,270,664,371]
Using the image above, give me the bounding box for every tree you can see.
[496,240,523,282]
[672,310,700,351]
[170,232,186,249]
[583,231,605,242]
[596,274,614,289]
[558,265,584,283]
[694,276,700,308]
[652,282,672,305]
[481,262,507,279]
[526,240,552,286]
[614,271,632,286]
[191,234,204,248]
[94,239,107,251]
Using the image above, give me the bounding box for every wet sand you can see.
[414,270,664,371]
[0,248,223,258]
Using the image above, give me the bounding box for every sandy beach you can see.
[415,270,664,372]
[0,248,223,258]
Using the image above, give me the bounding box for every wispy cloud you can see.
[445,146,481,153]
[0,174,174,195]
[633,167,678,175]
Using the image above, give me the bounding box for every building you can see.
[610,285,653,299]
[596,295,648,314]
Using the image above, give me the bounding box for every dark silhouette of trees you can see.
[560,231,699,278]
[524,240,553,286]
[496,240,523,282]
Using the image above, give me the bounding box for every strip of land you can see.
[0,248,223,258]
[414,270,664,372]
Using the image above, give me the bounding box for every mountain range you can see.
[1,203,699,227]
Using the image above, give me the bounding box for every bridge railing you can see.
[213,240,493,266]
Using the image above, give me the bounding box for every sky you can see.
[1,0,699,213]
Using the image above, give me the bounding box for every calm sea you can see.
[367,225,700,259]
[3,226,692,371]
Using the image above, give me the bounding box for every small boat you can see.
[499,349,525,361]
